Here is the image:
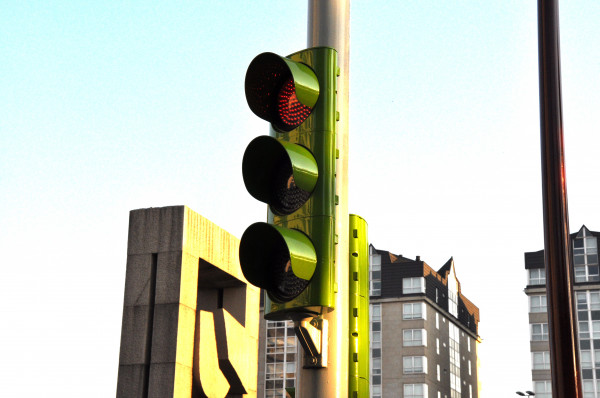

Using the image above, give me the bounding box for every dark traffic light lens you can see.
[239,222,316,304]
[271,160,311,215]
[269,243,310,302]
[277,78,313,129]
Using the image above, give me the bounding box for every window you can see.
[449,323,461,398]
[403,302,426,320]
[581,350,593,369]
[370,249,382,296]
[591,291,600,310]
[404,384,428,398]
[531,323,549,341]
[532,351,550,370]
[580,321,591,339]
[436,313,440,329]
[528,268,546,285]
[372,385,381,398]
[370,303,382,397]
[468,359,472,375]
[467,337,471,352]
[436,338,440,355]
[403,356,427,374]
[437,364,441,381]
[403,329,427,347]
[403,277,425,294]
[534,380,552,398]
[573,229,599,283]
[448,290,458,318]
[264,320,297,397]
[583,380,595,398]
[530,295,547,313]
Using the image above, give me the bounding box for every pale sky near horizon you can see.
[2,1,600,397]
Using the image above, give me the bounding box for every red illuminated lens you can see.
[277,78,312,128]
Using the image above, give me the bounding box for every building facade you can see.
[255,244,481,398]
[369,245,480,398]
[524,225,600,398]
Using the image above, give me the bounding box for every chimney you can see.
[416,255,420,261]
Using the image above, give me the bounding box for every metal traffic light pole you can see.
[537,0,582,397]
[296,1,350,398]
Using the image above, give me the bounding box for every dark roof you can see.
[370,244,413,264]
[524,225,600,269]
[372,244,480,332]
[437,257,453,276]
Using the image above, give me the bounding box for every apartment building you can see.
[255,244,481,398]
[524,225,600,398]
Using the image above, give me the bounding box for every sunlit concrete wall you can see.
[116,205,260,398]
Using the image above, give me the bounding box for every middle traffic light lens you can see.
[277,78,313,129]
[271,160,311,215]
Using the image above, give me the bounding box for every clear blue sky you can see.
[2,1,600,396]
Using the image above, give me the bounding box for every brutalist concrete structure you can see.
[116,206,260,398]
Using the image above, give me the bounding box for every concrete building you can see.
[524,225,600,398]
[255,244,481,398]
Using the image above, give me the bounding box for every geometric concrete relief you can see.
[116,206,260,398]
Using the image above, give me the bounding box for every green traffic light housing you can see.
[239,222,317,302]
[245,52,320,132]
[241,47,338,320]
[242,136,318,215]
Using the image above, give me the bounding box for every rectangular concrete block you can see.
[155,251,184,305]
[119,305,153,365]
[127,206,185,255]
[148,303,180,364]
[182,208,242,280]
[116,364,147,397]
[123,254,156,307]
[173,362,194,398]
[179,252,200,310]
[146,362,193,398]
[147,362,175,398]
[150,303,196,367]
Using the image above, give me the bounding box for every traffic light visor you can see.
[239,222,318,302]
[242,136,318,215]
[245,52,320,131]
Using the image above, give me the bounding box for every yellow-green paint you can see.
[349,214,370,398]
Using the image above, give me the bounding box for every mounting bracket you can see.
[294,317,328,368]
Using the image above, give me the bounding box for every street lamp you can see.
[516,392,535,396]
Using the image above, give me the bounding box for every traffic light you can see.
[240,47,338,320]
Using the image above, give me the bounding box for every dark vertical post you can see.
[537,0,581,397]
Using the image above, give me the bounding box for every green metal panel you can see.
[348,214,370,398]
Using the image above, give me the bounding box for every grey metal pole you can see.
[296,1,350,398]
[537,0,581,397]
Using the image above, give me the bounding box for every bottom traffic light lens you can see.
[268,241,309,301]
[239,222,317,303]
